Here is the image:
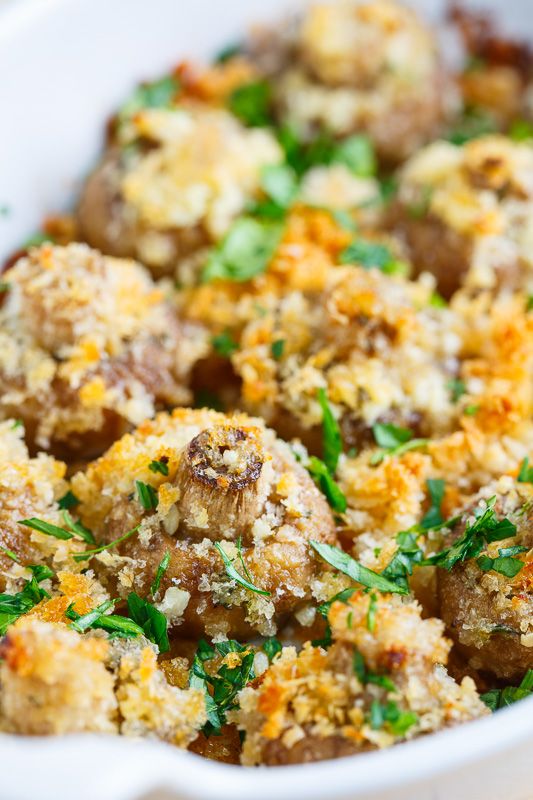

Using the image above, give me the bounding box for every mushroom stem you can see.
[175,425,271,541]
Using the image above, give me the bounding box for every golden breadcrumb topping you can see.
[236,592,487,764]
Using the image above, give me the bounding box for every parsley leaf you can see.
[202,218,282,283]
[481,669,533,711]
[370,424,428,466]
[477,546,526,579]
[509,119,533,142]
[127,592,170,653]
[339,239,403,275]
[518,457,533,484]
[263,637,282,662]
[353,651,396,691]
[211,330,239,358]
[214,42,242,64]
[150,551,171,597]
[260,164,298,210]
[148,458,169,477]
[332,134,376,177]
[310,540,408,595]
[228,80,272,127]
[430,498,516,571]
[66,599,145,639]
[190,639,255,735]
[421,479,445,530]
[307,456,347,513]
[447,378,466,403]
[369,700,418,736]
[57,490,80,510]
[0,565,54,635]
[215,541,271,596]
[135,480,158,511]
[317,388,342,475]
[366,592,378,633]
[72,524,140,562]
[118,75,179,122]
[18,517,73,541]
[271,339,285,360]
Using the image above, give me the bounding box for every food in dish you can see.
[1,0,532,769]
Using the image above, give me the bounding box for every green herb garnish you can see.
[263,637,282,662]
[148,458,169,477]
[66,599,145,639]
[57,490,80,510]
[332,134,376,177]
[317,388,342,475]
[118,75,179,122]
[421,479,445,530]
[307,456,347,513]
[135,480,158,511]
[190,639,255,735]
[339,238,405,275]
[202,217,282,283]
[310,541,408,595]
[370,424,428,466]
[150,551,171,597]
[447,378,466,403]
[271,339,285,360]
[211,330,239,358]
[127,591,170,653]
[476,546,526,578]
[18,518,74,541]
[0,565,54,635]
[215,541,271,596]
[228,80,272,127]
[353,651,396,692]
[72,524,140,562]
[517,457,533,484]
[366,592,378,633]
[214,42,242,64]
[369,700,418,736]
[481,669,533,711]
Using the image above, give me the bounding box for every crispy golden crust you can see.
[438,479,533,681]
[77,106,282,277]
[0,618,206,745]
[0,422,86,588]
[392,135,533,296]
[0,244,206,457]
[268,0,451,161]
[236,593,487,765]
[71,407,337,639]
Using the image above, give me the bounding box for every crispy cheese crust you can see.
[236,592,487,765]
[392,135,533,297]
[0,244,206,456]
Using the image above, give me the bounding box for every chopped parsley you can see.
[446,106,497,145]
[66,599,145,639]
[214,41,242,64]
[211,330,239,358]
[277,126,376,179]
[518,457,533,484]
[202,217,282,283]
[0,565,54,635]
[72,524,140,562]
[317,388,342,475]
[57,490,80,510]
[370,423,428,466]
[339,238,406,275]
[429,497,516,571]
[381,529,426,593]
[353,651,396,692]
[190,639,255,735]
[215,541,271,596]
[263,636,282,662]
[310,540,408,595]
[271,339,285,360]
[150,551,171,597]
[447,378,466,403]
[332,134,376,177]
[127,592,170,653]
[148,458,169,477]
[509,119,533,142]
[135,480,158,511]
[18,517,75,541]
[369,700,418,736]
[23,231,55,248]
[307,456,347,513]
[481,669,533,711]
[421,479,445,530]
[118,74,179,122]
[476,545,526,579]
[260,164,298,213]
[228,80,272,127]
[464,404,479,416]
[366,592,378,633]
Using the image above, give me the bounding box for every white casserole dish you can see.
[0,1,532,798]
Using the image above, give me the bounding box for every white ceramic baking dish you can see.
[0,1,532,798]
